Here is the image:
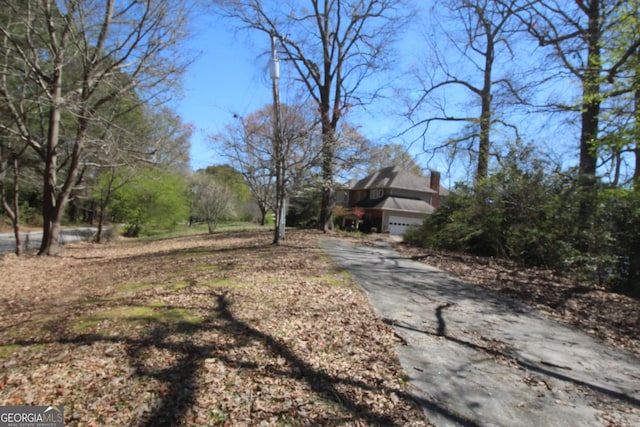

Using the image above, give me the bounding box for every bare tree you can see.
[87,104,192,242]
[191,171,237,233]
[214,110,277,226]
[0,0,193,255]
[0,2,40,255]
[332,121,373,180]
[92,166,133,243]
[606,0,640,187]
[510,1,631,196]
[499,0,640,249]
[213,101,321,226]
[218,0,409,231]
[365,143,423,176]
[0,134,29,254]
[407,0,529,182]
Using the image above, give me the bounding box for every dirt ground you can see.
[0,230,427,426]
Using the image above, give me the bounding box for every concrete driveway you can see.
[321,238,640,427]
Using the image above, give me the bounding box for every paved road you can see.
[0,227,100,254]
[321,238,640,427]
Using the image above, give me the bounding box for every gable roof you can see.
[356,195,434,213]
[375,196,435,214]
[350,165,436,193]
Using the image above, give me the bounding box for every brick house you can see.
[334,166,448,235]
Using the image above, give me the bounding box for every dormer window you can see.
[370,189,384,199]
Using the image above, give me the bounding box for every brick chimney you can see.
[430,170,440,208]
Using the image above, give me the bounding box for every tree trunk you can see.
[319,125,336,233]
[477,100,491,181]
[10,155,21,255]
[260,206,267,226]
[40,70,88,255]
[0,154,22,255]
[317,59,340,234]
[577,0,602,232]
[612,147,622,188]
[96,189,112,244]
[579,0,601,178]
[39,67,63,256]
[476,4,495,182]
[96,208,105,244]
[40,109,85,255]
[634,47,640,188]
[97,168,118,243]
[476,38,493,182]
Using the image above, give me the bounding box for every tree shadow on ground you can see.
[10,289,421,425]
[1,231,432,425]
[133,291,408,426]
[404,247,640,353]
[390,311,640,410]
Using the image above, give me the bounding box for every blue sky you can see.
[175,15,272,171]
[174,10,430,176]
[172,5,582,186]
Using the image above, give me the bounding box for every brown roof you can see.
[349,165,448,196]
[374,196,435,214]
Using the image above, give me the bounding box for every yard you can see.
[0,230,427,426]
[2,228,638,426]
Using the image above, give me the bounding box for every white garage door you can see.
[388,216,424,236]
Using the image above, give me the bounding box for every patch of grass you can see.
[74,317,103,333]
[0,343,49,359]
[117,282,153,293]
[72,304,204,333]
[83,297,116,306]
[141,222,268,241]
[316,269,359,288]
[158,308,203,325]
[146,302,165,309]
[0,344,19,359]
[213,222,269,232]
[165,247,213,260]
[98,305,156,321]
[200,277,250,289]
[195,264,219,272]
[169,281,192,291]
[117,280,194,295]
[166,272,186,280]
[307,253,361,288]
[140,224,210,240]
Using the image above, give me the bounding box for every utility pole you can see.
[270,32,286,244]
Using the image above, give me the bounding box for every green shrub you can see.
[405,145,640,292]
[109,168,190,236]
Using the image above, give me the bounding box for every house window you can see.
[371,189,383,199]
[337,191,348,204]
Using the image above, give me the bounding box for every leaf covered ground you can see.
[0,230,428,426]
